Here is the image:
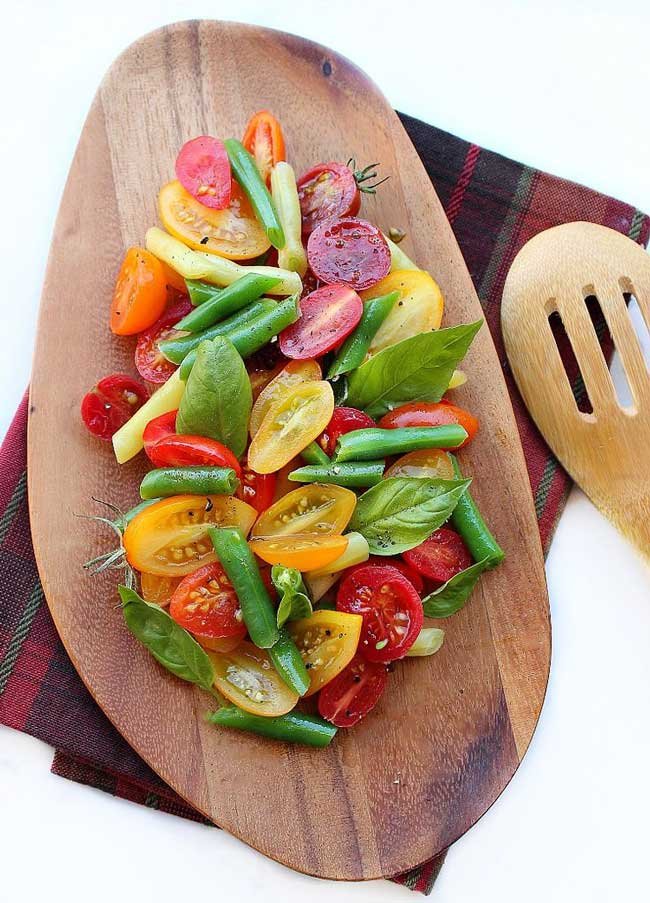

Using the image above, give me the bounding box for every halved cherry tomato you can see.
[160,263,189,294]
[198,634,244,653]
[360,270,444,355]
[123,495,256,576]
[110,248,168,336]
[402,527,472,585]
[307,217,391,291]
[247,381,335,474]
[297,162,360,235]
[143,410,177,460]
[249,359,321,438]
[208,641,298,716]
[135,295,193,384]
[250,534,348,571]
[364,556,424,595]
[384,448,455,481]
[337,564,423,662]
[159,180,270,260]
[279,284,363,360]
[169,563,246,646]
[140,572,182,607]
[287,610,363,697]
[318,654,388,727]
[81,374,148,440]
[242,111,286,186]
[238,459,276,514]
[147,435,242,479]
[318,406,376,456]
[251,484,357,538]
[175,136,231,209]
[379,401,479,449]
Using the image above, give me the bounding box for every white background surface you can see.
[1,2,649,901]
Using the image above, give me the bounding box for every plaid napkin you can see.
[1,112,648,895]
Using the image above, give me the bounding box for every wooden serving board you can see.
[28,20,550,881]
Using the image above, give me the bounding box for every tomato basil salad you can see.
[80,111,504,748]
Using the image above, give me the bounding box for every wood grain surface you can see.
[27,20,550,881]
[502,222,650,559]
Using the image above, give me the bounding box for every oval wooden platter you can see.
[28,20,550,881]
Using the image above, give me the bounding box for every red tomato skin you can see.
[148,435,243,479]
[307,217,391,291]
[337,564,423,663]
[238,462,276,514]
[297,162,360,235]
[135,295,193,384]
[169,563,246,640]
[318,407,376,456]
[175,136,231,209]
[402,528,472,585]
[318,654,388,727]
[279,284,362,360]
[143,411,177,460]
[379,402,479,449]
[81,374,148,440]
[364,556,424,595]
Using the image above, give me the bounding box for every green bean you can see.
[160,299,276,364]
[448,455,505,568]
[139,466,238,500]
[270,162,308,276]
[224,139,285,250]
[185,279,218,306]
[300,441,330,466]
[333,425,467,462]
[289,461,384,488]
[268,629,310,696]
[208,527,279,648]
[175,274,281,333]
[209,706,337,747]
[327,291,399,378]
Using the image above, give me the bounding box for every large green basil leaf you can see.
[421,558,488,618]
[349,477,470,555]
[119,585,215,691]
[176,336,252,457]
[272,564,313,628]
[346,321,482,417]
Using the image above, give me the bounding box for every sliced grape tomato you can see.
[81,374,148,441]
[318,406,376,457]
[279,284,362,360]
[318,654,387,727]
[175,136,231,209]
[307,217,391,291]
[402,527,472,584]
[297,162,360,235]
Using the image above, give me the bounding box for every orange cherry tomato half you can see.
[279,284,363,360]
[169,562,247,644]
[242,111,286,186]
[287,610,362,697]
[249,359,322,438]
[175,136,231,210]
[208,641,298,716]
[379,401,479,449]
[251,484,357,538]
[140,572,182,607]
[384,448,455,481]
[110,248,168,336]
[250,534,348,571]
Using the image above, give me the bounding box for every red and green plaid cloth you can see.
[1,113,648,895]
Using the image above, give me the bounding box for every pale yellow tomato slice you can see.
[360,269,444,355]
[250,534,348,571]
[287,611,362,697]
[251,484,357,538]
[384,448,455,480]
[208,642,299,716]
[249,359,321,438]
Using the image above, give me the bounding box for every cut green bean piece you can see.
[327,291,399,378]
[289,461,384,488]
[209,706,337,747]
[185,279,219,306]
[224,139,285,249]
[448,455,505,567]
[334,425,467,462]
[176,273,281,333]
[300,441,330,466]
[140,466,238,500]
[268,629,310,696]
[160,299,275,364]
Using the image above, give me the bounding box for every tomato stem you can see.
[347,158,390,195]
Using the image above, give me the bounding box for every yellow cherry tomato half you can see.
[287,610,362,697]
[158,180,271,260]
[247,380,334,474]
[384,448,455,480]
[251,483,357,538]
[360,269,444,356]
[139,572,182,607]
[249,359,322,438]
[207,641,299,716]
[123,495,257,577]
[250,534,348,571]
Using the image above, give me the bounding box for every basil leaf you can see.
[421,558,488,618]
[346,321,482,417]
[119,585,215,691]
[272,564,313,628]
[349,477,470,555]
[176,336,252,457]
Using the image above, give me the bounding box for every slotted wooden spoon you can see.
[502,222,650,559]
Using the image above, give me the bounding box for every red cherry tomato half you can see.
[318,654,388,727]
[143,411,177,460]
[242,111,286,186]
[379,401,479,449]
[364,556,424,595]
[307,217,391,291]
[148,434,243,479]
[237,460,276,514]
[402,527,472,585]
[297,162,360,235]
[337,564,423,662]
[81,374,148,441]
[318,406,376,456]
[279,284,362,360]
[175,136,231,209]
[169,563,246,642]
[135,295,193,384]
